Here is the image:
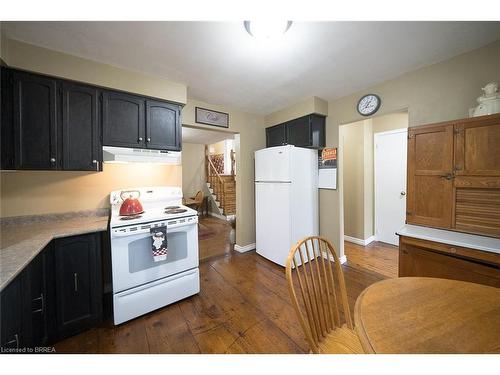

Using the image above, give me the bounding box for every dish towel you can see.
[151,226,168,262]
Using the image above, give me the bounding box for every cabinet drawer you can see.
[399,237,500,288]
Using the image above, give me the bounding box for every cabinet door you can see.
[406,124,454,228]
[310,114,326,149]
[454,119,500,176]
[62,82,100,171]
[1,68,15,170]
[266,124,287,147]
[1,274,24,350]
[146,100,181,150]
[54,233,102,339]
[12,71,57,170]
[102,91,145,148]
[24,247,50,347]
[286,116,311,147]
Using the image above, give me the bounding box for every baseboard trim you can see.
[344,235,376,246]
[234,243,256,253]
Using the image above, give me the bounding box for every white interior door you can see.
[374,129,407,246]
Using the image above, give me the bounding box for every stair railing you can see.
[206,152,226,211]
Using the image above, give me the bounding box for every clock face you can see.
[357,94,381,116]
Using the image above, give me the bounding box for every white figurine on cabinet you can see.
[470,81,500,117]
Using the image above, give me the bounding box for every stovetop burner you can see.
[165,206,180,210]
[119,214,143,221]
[165,208,188,214]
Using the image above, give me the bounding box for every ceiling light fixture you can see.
[244,21,292,40]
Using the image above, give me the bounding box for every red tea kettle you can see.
[119,190,144,216]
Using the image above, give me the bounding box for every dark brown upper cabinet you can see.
[62,82,100,171]
[102,91,145,149]
[266,123,287,147]
[266,114,326,149]
[1,67,183,170]
[146,100,181,151]
[12,70,58,170]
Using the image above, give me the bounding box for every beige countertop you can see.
[0,212,109,291]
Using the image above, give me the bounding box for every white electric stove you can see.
[109,186,200,325]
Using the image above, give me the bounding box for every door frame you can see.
[374,128,408,245]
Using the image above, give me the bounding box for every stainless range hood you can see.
[102,146,181,165]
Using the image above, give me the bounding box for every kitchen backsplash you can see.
[0,163,181,218]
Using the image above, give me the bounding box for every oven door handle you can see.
[111,219,198,237]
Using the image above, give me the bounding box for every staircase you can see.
[206,148,236,217]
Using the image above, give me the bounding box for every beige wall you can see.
[340,121,365,239]
[372,111,409,134]
[181,143,206,198]
[265,96,328,126]
[1,38,187,104]
[182,99,266,247]
[323,39,500,258]
[209,141,225,155]
[1,164,181,217]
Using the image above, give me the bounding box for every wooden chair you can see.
[285,236,364,354]
[188,191,204,214]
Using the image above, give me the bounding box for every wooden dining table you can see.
[354,277,500,353]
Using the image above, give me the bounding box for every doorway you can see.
[374,129,408,245]
[340,110,408,277]
[181,125,238,261]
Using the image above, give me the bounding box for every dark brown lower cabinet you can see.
[0,232,103,352]
[54,233,102,340]
[1,274,24,350]
[399,236,500,288]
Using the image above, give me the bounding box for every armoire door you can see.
[12,71,58,170]
[61,82,100,171]
[406,124,454,228]
[453,117,500,237]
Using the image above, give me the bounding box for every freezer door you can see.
[255,146,291,182]
[255,182,291,266]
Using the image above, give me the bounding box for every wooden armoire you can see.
[400,113,500,287]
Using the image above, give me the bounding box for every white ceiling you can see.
[2,21,500,114]
[182,126,234,145]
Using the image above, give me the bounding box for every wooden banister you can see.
[206,153,226,210]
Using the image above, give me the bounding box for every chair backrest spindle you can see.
[285,236,353,353]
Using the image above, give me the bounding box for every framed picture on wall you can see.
[195,107,229,128]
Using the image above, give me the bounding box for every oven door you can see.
[110,218,199,293]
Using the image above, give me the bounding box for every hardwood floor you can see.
[344,241,399,278]
[198,216,233,261]
[54,239,397,354]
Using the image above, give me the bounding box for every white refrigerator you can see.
[255,145,319,266]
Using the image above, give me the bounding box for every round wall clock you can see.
[357,94,381,116]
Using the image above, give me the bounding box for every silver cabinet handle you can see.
[138,137,143,142]
[50,158,56,163]
[147,138,151,142]
[6,334,19,348]
[92,160,97,164]
[74,273,78,292]
[33,293,44,315]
